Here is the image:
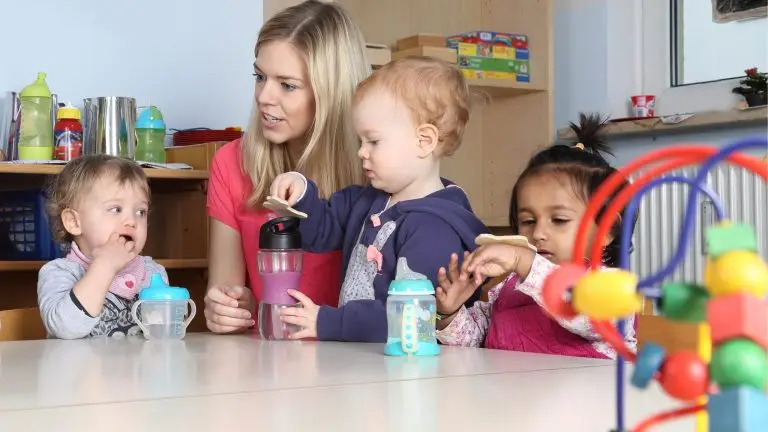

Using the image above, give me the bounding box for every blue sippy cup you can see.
[384,279,440,356]
[130,274,197,340]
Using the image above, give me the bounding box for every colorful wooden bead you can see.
[658,351,709,401]
[705,223,758,259]
[572,269,642,320]
[659,282,709,322]
[708,385,768,432]
[710,338,768,390]
[704,250,768,297]
[631,342,665,389]
[707,293,768,350]
[541,263,585,319]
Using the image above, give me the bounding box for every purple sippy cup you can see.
[257,216,303,340]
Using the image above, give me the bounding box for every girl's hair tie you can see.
[573,142,585,150]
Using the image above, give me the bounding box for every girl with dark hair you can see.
[434,113,639,359]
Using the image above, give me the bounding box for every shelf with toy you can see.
[0,161,208,180]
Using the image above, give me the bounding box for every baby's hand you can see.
[92,232,138,274]
[270,172,306,206]
[436,252,482,317]
[465,244,536,282]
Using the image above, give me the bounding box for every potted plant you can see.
[732,67,767,107]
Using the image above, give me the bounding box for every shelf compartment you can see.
[0,164,208,180]
[0,258,208,272]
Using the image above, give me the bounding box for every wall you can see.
[0,0,264,131]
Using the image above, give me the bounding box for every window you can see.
[670,0,768,86]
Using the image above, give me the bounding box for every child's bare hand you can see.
[92,232,138,274]
[436,252,481,316]
[269,172,306,206]
[465,244,536,282]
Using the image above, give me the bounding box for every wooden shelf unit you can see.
[0,152,213,333]
[265,0,554,227]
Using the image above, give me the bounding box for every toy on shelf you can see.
[540,136,768,432]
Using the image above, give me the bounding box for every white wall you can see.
[0,0,264,131]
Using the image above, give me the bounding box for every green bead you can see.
[659,282,709,322]
[706,224,758,258]
[710,338,768,390]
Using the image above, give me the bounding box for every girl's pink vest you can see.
[484,275,609,358]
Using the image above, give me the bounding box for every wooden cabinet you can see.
[0,159,211,333]
[264,0,554,227]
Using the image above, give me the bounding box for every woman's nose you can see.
[256,80,277,105]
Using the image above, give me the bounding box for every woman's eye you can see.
[553,218,570,224]
[519,220,534,226]
[281,82,297,91]
[253,73,265,82]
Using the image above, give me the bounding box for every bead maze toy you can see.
[541,136,768,432]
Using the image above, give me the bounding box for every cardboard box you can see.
[457,42,528,61]
[366,43,391,68]
[460,68,530,83]
[392,46,457,64]
[447,31,528,49]
[458,55,529,75]
[396,33,447,51]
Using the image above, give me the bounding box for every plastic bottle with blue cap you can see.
[135,106,167,163]
[130,273,197,340]
[384,260,440,356]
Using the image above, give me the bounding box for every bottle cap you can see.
[19,72,52,98]
[56,105,81,121]
[388,279,435,295]
[259,216,302,250]
[138,273,191,301]
[136,106,167,130]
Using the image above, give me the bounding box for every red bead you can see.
[658,351,709,401]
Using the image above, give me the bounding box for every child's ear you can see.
[415,123,439,158]
[61,208,82,237]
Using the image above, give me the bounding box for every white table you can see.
[0,333,693,431]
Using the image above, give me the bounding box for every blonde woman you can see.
[204,0,370,334]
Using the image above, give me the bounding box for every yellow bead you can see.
[705,250,768,297]
[572,269,642,320]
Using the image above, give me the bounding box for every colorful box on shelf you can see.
[447,30,528,49]
[458,56,529,83]
[448,30,530,83]
[456,42,528,61]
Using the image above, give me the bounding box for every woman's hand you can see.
[204,284,256,334]
[270,172,306,206]
[436,252,481,318]
[465,244,536,283]
[279,290,319,339]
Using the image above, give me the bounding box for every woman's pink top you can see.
[436,254,637,359]
[206,140,342,309]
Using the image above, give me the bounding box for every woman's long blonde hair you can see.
[242,0,370,207]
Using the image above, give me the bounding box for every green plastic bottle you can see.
[135,106,167,162]
[18,72,54,160]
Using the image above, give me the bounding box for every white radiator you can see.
[629,164,768,286]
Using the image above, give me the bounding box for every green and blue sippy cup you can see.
[130,274,197,340]
[384,279,440,356]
